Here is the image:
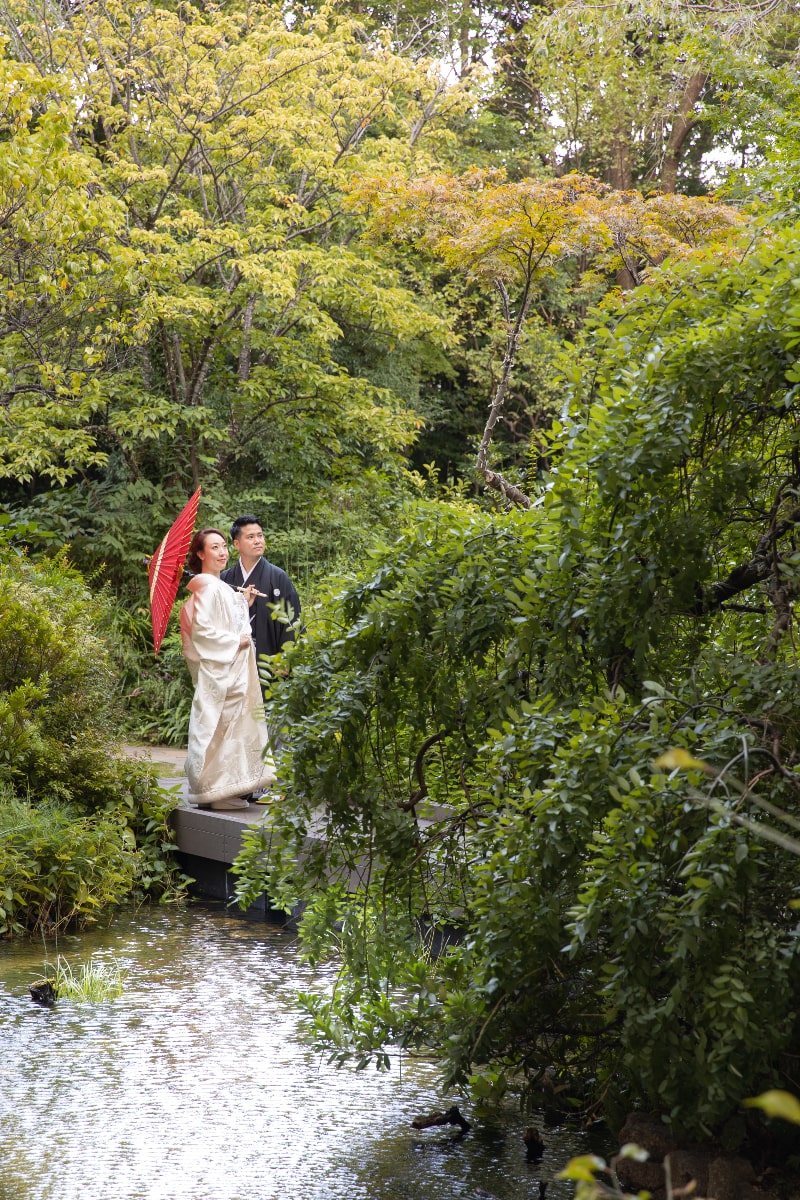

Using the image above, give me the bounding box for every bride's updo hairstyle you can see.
[187,528,227,574]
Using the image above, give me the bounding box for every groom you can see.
[220,514,301,694]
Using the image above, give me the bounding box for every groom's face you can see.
[234,523,265,562]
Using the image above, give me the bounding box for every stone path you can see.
[122,743,186,780]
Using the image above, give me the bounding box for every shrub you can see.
[0,550,127,802]
[0,793,136,935]
[0,546,185,933]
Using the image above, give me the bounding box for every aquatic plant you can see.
[39,954,127,1003]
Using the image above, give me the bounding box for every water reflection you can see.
[0,905,594,1200]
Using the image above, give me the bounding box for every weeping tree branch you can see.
[703,497,800,659]
[399,729,448,811]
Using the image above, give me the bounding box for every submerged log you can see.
[411,1105,471,1134]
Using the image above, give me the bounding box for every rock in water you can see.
[28,980,56,1005]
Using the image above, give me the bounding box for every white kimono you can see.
[180,574,275,807]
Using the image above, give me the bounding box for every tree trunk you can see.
[660,71,708,193]
[458,0,471,78]
[609,133,632,192]
[238,295,257,383]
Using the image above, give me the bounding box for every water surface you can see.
[0,904,594,1200]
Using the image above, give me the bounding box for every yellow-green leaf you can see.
[556,1154,607,1181]
[654,748,710,772]
[743,1090,800,1124]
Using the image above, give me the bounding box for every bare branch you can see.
[474,278,534,509]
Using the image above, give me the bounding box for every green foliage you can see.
[0,546,185,932]
[0,792,136,936]
[233,213,800,1141]
[3,0,800,1148]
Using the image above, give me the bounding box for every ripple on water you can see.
[0,904,597,1200]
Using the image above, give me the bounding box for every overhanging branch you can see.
[694,507,800,615]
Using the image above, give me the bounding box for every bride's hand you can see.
[239,632,252,648]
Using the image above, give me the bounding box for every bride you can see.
[180,527,275,809]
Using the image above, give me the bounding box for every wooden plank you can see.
[171,803,270,864]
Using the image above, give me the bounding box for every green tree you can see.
[233,208,800,1141]
[0,0,464,590]
[350,168,742,503]
[0,54,133,485]
[521,0,800,192]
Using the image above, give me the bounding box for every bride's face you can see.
[197,533,229,573]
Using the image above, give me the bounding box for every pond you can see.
[0,903,603,1200]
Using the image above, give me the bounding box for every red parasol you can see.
[148,486,202,656]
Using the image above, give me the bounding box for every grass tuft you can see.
[39,954,127,1003]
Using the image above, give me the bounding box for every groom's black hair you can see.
[230,514,262,541]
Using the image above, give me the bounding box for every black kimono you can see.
[220,557,301,665]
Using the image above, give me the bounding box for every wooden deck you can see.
[124,745,289,919]
[124,744,446,924]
